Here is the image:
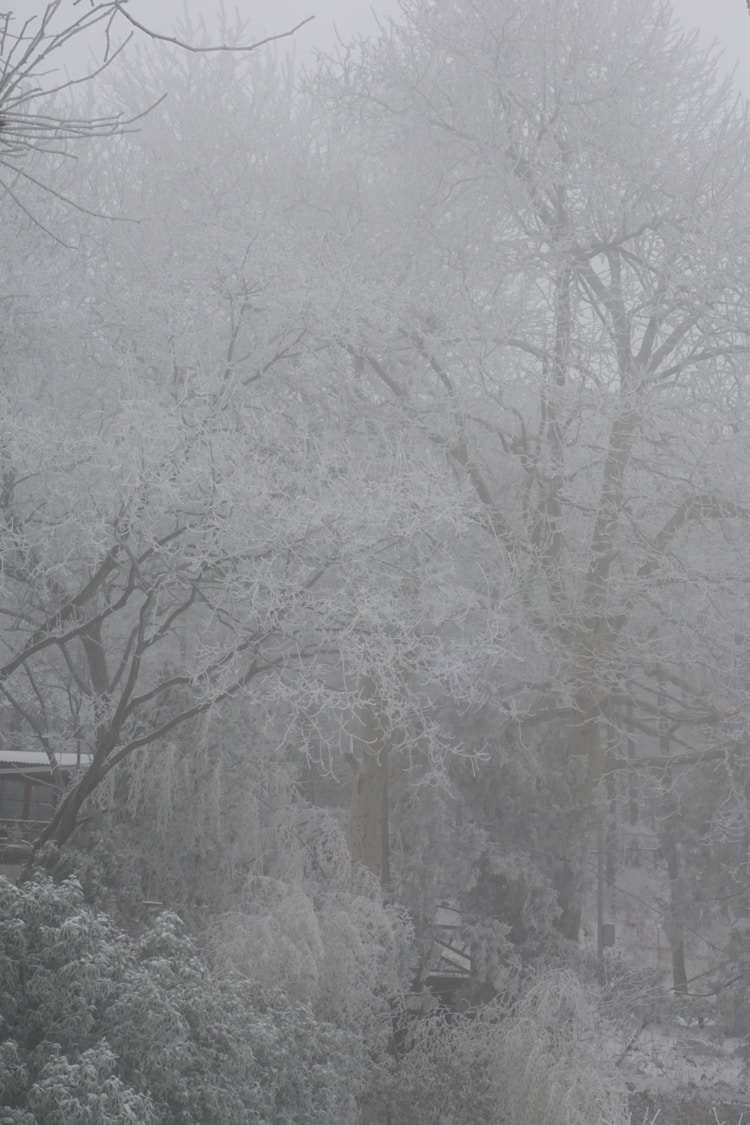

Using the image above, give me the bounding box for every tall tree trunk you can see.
[347,677,390,884]
[660,793,688,995]
[555,699,602,941]
[657,675,688,994]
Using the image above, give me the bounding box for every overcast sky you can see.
[672,0,750,93]
[110,0,750,92]
[14,0,750,95]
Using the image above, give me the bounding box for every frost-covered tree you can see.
[0,39,504,876]
[312,0,750,935]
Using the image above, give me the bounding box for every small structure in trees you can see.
[0,749,85,874]
[422,902,472,1003]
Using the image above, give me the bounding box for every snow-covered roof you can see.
[0,750,91,770]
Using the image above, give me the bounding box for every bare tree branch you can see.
[0,1,312,218]
[113,4,315,55]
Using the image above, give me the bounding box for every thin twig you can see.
[114,6,315,54]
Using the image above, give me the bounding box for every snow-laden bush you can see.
[0,874,366,1124]
[498,968,628,1125]
[204,872,414,1056]
[387,968,629,1125]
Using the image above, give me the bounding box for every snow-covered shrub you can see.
[497,968,628,1125]
[386,967,629,1125]
[25,1044,158,1125]
[0,874,366,1124]
[204,873,414,1055]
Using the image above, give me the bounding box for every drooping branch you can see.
[636,494,750,586]
[22,641,288,864]
[113,5,315,55]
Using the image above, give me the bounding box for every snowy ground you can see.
[610,1021,750,1123]
[623,1027,746,1090]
